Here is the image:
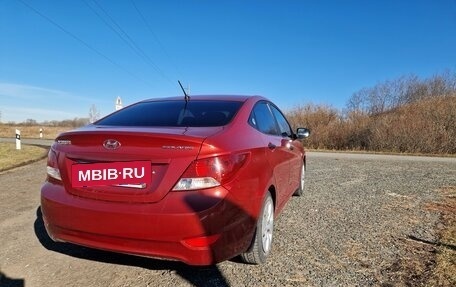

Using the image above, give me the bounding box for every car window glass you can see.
[96,100,242,127]
[250,102,279,135]
[270,105,292,137]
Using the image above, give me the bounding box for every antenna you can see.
[178,80,190,102]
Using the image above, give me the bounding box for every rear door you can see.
[249,102,294,211]
[269,104,302,194]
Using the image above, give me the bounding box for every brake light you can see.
[173,153,249,191]
[181,234,221,248]
[46,148,61,181]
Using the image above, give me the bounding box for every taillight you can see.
[46,148,61,181]
[173,153,249,191]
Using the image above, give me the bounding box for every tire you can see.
[293,163,305,196]
[241,192,274,264]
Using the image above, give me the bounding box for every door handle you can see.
[268,143,276,150]
[287,140,294,150]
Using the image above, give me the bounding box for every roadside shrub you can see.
[286,96,456,155]
[287,104,343,149]
[367,96,456,154]
[287,71,456,155]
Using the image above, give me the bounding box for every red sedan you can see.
[41,95,310,265]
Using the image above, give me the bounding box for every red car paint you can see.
[41,95,307,265]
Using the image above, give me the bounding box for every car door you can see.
[249,101,292,212]
[269,104,302,196]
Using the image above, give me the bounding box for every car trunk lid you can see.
[53,126,223,203]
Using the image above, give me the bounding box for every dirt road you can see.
[0,152,455,286]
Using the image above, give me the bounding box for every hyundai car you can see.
[41,95,310,265]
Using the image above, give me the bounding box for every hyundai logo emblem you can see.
[103,139,121,150]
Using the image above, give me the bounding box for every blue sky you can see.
[1,0,456,123]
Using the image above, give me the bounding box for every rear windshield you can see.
[95,100,243,127]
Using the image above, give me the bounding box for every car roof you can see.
[140,95,264,103]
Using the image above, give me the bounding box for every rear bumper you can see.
[41,181,255,265]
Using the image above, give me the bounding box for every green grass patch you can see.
[0,143,47,172]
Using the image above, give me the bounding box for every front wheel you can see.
[241,192,274,264]
[293,163,305,196]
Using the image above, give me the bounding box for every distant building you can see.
[115,96,123,111]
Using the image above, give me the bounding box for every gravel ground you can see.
[0,152,455,287]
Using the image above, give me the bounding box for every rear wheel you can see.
[241,192,274,264]
[293,163,305,196]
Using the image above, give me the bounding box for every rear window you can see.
[95,100,243,127]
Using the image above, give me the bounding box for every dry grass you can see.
[0,143,48,172]
[0,125,71,140]
[287,96,456,154]
[375,186,456,286]
[426,186,456,287]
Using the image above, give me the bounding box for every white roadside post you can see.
[16,129,21,150]
[40,128,43,139]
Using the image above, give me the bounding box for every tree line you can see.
[2,117,90,128]
[0,104,101,127]
[287,71,456,154]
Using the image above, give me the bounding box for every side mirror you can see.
[296,128,310,139]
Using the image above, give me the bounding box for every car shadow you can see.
[34,201,255,287]
[0,271,24,287]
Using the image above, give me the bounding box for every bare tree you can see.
[346,71,456,115]
[25,118,37,126]
[89,104,100,123]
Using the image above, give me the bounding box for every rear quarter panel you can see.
[198,97,276,220]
